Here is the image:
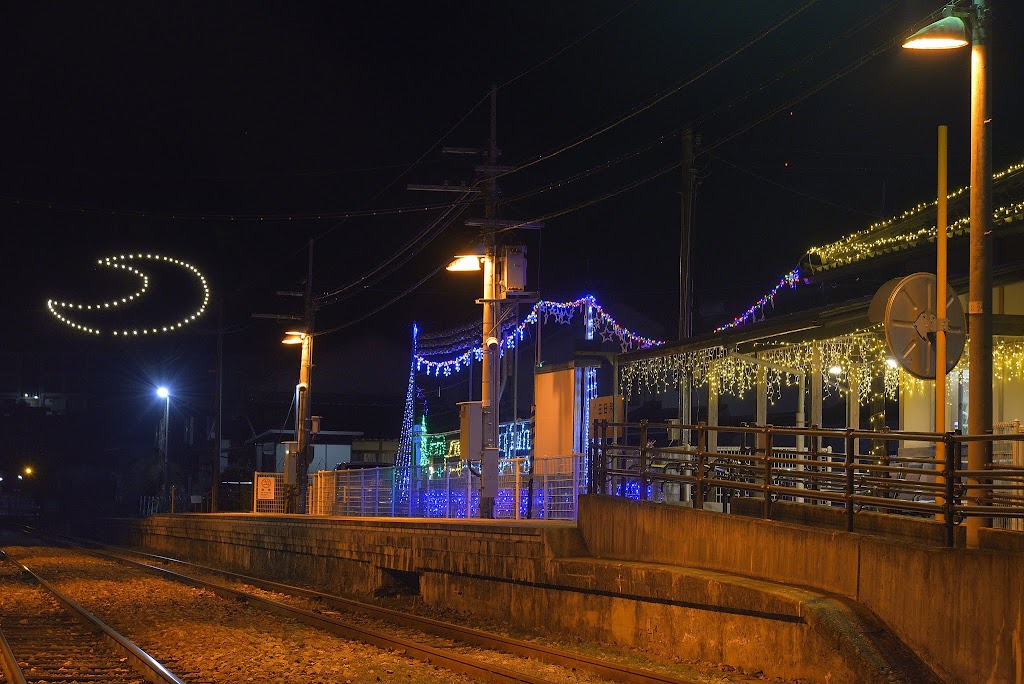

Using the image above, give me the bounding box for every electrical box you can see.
[502,246,527,293]
[458,401,482,462]
[282,441,299,484]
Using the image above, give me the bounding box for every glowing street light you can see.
[157,386,170,496]
[904,0,993,546]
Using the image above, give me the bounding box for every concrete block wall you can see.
[578,495,1024,684]
[101,514,578,597]
[101,510,950,684]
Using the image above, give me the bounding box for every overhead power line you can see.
[489,0,821,183]
[492,7,943,234]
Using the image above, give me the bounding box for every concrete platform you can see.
[92,495,1023,684]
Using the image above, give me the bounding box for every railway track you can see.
[54,533,703,684]
[2,533,604,684]
[0,549,187,684]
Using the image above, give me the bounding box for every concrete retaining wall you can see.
[99,505,989,683]
[578,495,1024,684]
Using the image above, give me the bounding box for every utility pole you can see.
[411,86,540,519]
[679,126,696,342]
[252,239,315,513]
[295,239,316,512]
[480,85,501,519]
[678,126,697,443]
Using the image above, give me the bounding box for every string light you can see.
[900,337,1024,397]
[414,295,663,376]
[805,161,1023,272]
[718,160,1024,331]
[622,328,902,406]
[46,253,210,336]
[715,268,800,332]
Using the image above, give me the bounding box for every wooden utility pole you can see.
[294,239,315,511]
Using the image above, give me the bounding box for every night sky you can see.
[4,2,1024,445]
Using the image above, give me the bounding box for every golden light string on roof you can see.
[46,253,210,336]
[621,328,901,405]
[805,160,1024,269]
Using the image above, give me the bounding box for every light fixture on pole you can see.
[156,386,170,496]
[448,243,501,519]
[282,330,313,507]
[904,0,992,546]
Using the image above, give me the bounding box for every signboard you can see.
[256,476,276,500]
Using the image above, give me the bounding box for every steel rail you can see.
[0,549,188,684]
[54,534,699,684]
[0,626,28,684]
[32,538,567,684]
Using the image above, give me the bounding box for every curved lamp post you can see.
[904,0,992,546]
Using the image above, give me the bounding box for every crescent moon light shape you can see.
[46,253,211,336]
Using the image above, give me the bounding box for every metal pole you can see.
[213,298,223,513]
[845,430,855,533]
[937,125,949,520]
[966,0,993,547]
[162,395,169,497]
[763,426,774,519]
[639,420,648,501]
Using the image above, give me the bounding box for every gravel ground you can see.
[107,546,804,684]
[3,545,482,684]
[1,543,807,684]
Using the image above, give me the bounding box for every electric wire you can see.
[492,7,940,235]
[488,0,821,183]
[710,153,884,218]
[499,130,679,205]
[496,0,645,91]
[315,191,476,306]
[491,0,902,210]
[691,0,905,129]
[315,264,448,337]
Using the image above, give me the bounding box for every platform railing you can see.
[290,454,586,520]
[592,420,1024,546]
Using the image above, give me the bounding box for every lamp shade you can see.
[446,255,483,271]
[903,16,968,49]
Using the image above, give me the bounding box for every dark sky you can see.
[3,2,1024,425]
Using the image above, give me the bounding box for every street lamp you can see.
[904,0,992,546]
[156,386,170,496]
[447,244,500,519]
[282,330,313,508]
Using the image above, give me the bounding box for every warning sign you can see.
[256,476,276,500]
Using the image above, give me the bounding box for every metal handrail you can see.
[593,419,1024,546]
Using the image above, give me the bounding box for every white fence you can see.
[995,420,1024,531]
[280,455,586,520]
[253,472,288,513]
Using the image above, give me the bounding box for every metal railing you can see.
[592,420,1024,546]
